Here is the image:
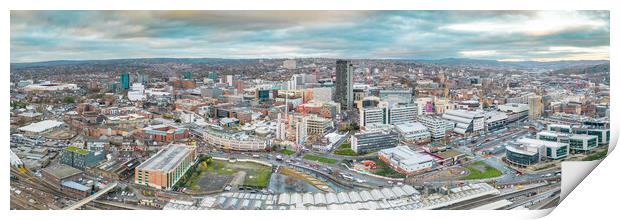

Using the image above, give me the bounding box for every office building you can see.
[208,71,218,81]
[528,95,543,119]
[517,138,569,160]
[548,124,572,134]
[388,104,417,125]
[350,131,399,154]
[304,115,334,135]
[120,73,130,90]
[569,134,599,152]
[394,122,431,143]
[506,145,540,167]
[418,116,454,141]
[379,88,413,104]
[359,106,387,127]
[574,128,610,145]
[60,146,105,170]
[335,60,354,110]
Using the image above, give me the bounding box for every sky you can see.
[10,11,610,63]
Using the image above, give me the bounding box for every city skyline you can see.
[11,11,610,63]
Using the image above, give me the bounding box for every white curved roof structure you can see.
[348,191,362,203]
[337,192,351,204]
[302,193,314,206]
[314,193,327,205]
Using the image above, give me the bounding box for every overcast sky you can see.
[10,11,609,63]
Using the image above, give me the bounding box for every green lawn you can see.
[462,161,502,180]
[369,158,406,178]
[280,149,295,155]
[205,160,272,188]
[334,142,357,156]
[242,166,272,188]
[303,154,338,164]
[583,148,608,161]
[179,159,274,190]
[206,160,239,175]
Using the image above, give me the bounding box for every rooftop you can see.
[136,144,194,172]
[18,120,63,133]
[395,122,428,133]
[42,164,83,179]
[65,146,90,155]
[379,146,435,167]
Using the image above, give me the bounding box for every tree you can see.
[63,96,75,103]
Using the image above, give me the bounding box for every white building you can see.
[127,83,146,101]
[203,126,269,151]
[310,87,334,102]
[442,110,485,135]
[360,106,386,127]
[288,74,305,90]
[304,115,333,135]
[417,116,454,141]
[394,122,431,143]
[484,111,508,131]
[517,138,569,160]
[276,113,287,140]
[22,83,78,92]
[283,59,297,69]
[387,104,417,125]
[497,103,529,122]
[294,116,307,145]
[18,120,64,135]
[378,146,435,175]
[360,102,416,127]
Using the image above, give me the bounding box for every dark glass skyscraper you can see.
[120,73,130,90]
[335,60,353,110]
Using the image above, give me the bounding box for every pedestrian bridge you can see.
[63,182,118,210]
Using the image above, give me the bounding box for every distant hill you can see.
[10,58,259,69]
[550,63,610,75]
[416,58,609,71]
[11,57,609,72]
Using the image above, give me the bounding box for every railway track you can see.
[440,183,559,210]
[89,201,132,210]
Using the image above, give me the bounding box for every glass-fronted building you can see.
[351,131,399,154]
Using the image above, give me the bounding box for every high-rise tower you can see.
[335,60,353,110]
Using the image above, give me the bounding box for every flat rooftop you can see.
[380,146,435,166]
[395,122,428,133]
[42,164,83,179]
[517,138,568,148]
[18,120,63,133]
[137,144,193,172]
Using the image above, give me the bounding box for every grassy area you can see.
[206,160,240,175]
[369,158,406,178]
[583,148,608,161]
[185,159,273,189]
[303,154,338,164]
[10,101,27,109]
[333,142,357,156]
[462,161,502,180]
[65,146,89,155]
[280,149,295,155]
[241,165,272,188]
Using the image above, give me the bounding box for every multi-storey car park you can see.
[134,144,196,190]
